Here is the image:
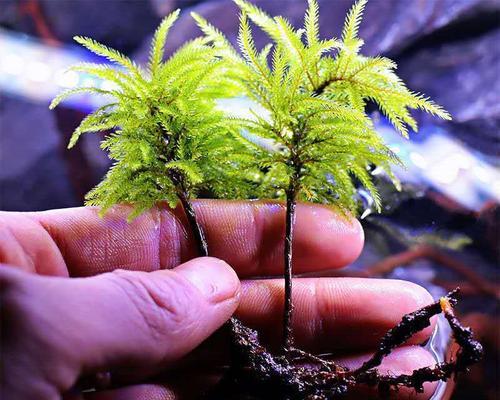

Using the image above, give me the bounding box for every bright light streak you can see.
[492,181,500,198]
[409,151,428,169]
[473,165,491,183]
[0,28,110,107]
[26,61,52,82]
[429,164,459,185]
[449,152,472,170]
[81,77,96,87]
[1,53,24,75]
[55,69,79,88]
[100,80,119,91]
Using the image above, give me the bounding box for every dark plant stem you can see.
[282,154,301,351]
[175,178,209,257]
[171,171,247,386]
[283,187,296,350]
[152,112,209,257]
[313,77,339,97]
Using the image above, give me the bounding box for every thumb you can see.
[1,257,240,399]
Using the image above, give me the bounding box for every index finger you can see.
[28,200,363,277]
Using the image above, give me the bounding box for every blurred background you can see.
[0,0,498,399]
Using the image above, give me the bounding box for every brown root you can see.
[209,288,483,400]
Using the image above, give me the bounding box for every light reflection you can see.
[1,53,24,75]
[409,152,428,169]
[27,61,51,82]
[55,69,80,88]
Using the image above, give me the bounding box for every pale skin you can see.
[1,200,440,399]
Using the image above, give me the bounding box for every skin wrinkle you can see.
[103,223,110,274]
[110,270,188,344]
[0,214,64,276]
[109,264,240,365]
[175,208,193,268]
[123,271,172,338]
[256,202,287,277]
[0,225,31,271]
[294,279,320,346]
[153,208,163,271]
[203,202,251,270]
[158,207,187,270]
[158,209,168,269]
[193,199,362,277]
[159,207,179,269]
[67,276,181,368]
[238,206,256,271]
[33,218,68,277]
[318,279,434,349]
[249,203,264,276]
[237,281,281,345]
[165,203,196,268]
[99,267,224,369]
[315,278,348,349]
[309,279,323,347]
[126,215,160,271]
[11,221,37,272]
[200,203,225,253]
[79,209,158,275]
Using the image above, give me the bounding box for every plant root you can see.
[210,288,483,399]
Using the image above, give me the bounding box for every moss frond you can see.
[73,36,144,81]
[51,10,263,219]
[304,0,320,47]
[223,0,451,215]
[148,9,180,77]
[49,86,121,109]
[342,0,367,48]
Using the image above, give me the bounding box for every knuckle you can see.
[109,269,201,342]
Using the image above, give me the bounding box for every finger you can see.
[1,258,239,399]
[125,278,436,370]
[25,200,363,277]
[236,278,436,352]
[340,346,438,399]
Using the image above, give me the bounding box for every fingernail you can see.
[175,257,240,303]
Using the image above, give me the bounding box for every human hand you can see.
[1,201,438,399]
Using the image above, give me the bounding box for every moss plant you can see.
[50,9,260,255]
[194,0,451,351]
[52,2,482,398]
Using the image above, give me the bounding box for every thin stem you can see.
[151,108,208,257]
[169,170,208,257]
[313,76,341,96]
[177,187,209,257]
[283,178,298,351]
[282,123,304,351]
